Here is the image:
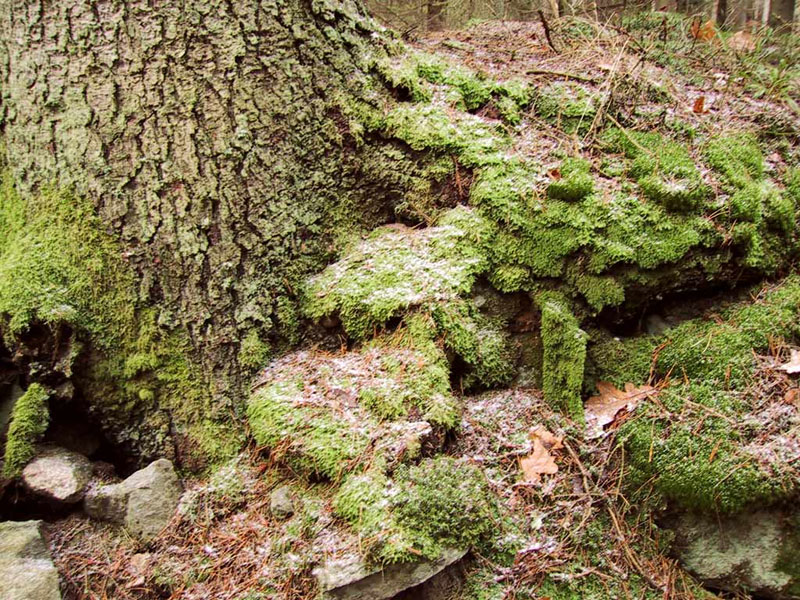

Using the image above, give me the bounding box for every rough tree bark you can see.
[0,0,421,462]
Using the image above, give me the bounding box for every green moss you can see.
[535,83,597,135]
[616,277,800,513]
[547,158,594,201]
[704,133,765,191]
[584,327,656,391]
[0,173,242,469]
[2,383,49,478]
[538,292,587,423]
[603,128,708,213]
[247,380,372,480]
[383,104,509,167]
[656,276,800,387]
[0,177,136,341]
[623,384,792,514]
[303,206,491,340]
[333,457,502,564]
[430,300,514,388]
[238,330,271,370]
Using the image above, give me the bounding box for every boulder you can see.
[22,447,92,503]
[672,509,800,599]
[0,520,61,600]
[84,458,182,542]
[313,547,468,600]
[269,485,295,519]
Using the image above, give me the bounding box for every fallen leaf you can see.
[520,437,559,482]
[779,349,800,374]
[548,167,561,180]
[728,30,755,52]
[785,388,800,407]
[529,425,563,451]
[690,19,716,42]
[693,95,706,114]
[585,381,657,438]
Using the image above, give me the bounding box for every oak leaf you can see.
[520,426,562,482]
[693,96,706,114]
[585,381,656,438]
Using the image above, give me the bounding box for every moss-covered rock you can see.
[618,276,800,514]
[1,383,49,478]
[538,292,587,424]
[333,456,502,564]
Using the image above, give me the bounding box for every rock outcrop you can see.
[22,447,92,504]
[672,509,800,599]
[0,520,61,600]
[313,548,468,600]
[84,459,182,542]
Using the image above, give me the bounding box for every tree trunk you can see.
[427,0,446,29]
[0,0,420,464]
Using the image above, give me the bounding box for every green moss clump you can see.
[383,104,508,167]
[303,207,491,340]
[535,83,597,134]
[623,384,791,514]
[618,277,800,513]
[603,129,708,213]
[0,173,242,468]
[430,300,514,388]
[584,327,656,391]
[238,330,271,370]
[538,293,587,423]
[333,457,501,564]
[248,381,372,480]
[2,383,49,478]
[0,177,136,341]
[656,276,800,387]
[704,133,765,191]
[547,158,595,201]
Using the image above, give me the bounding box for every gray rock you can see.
[672,509,800,599]
[0,520,61,600]
[85,458,182,542]
[313,547,468,600]
[270,485,295,519]
[22,447,92,503]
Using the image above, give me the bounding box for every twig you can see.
[526,69,597,83]
[538,10,559,54]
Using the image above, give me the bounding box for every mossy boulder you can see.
[672,509,800,599]
[613,276,800,514]
[333,456,502,564]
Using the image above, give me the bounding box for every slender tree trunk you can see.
[428,0,446,29]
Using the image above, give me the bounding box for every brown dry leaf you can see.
[519,425,563,483]
[690,19,717,42]
[785,388,800,407]
[529,425,563,451]
[585,381,657,438]
[779,349,800,374]
[693,96,706,114]
[728,30,755,52]
[520,437,559,482]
